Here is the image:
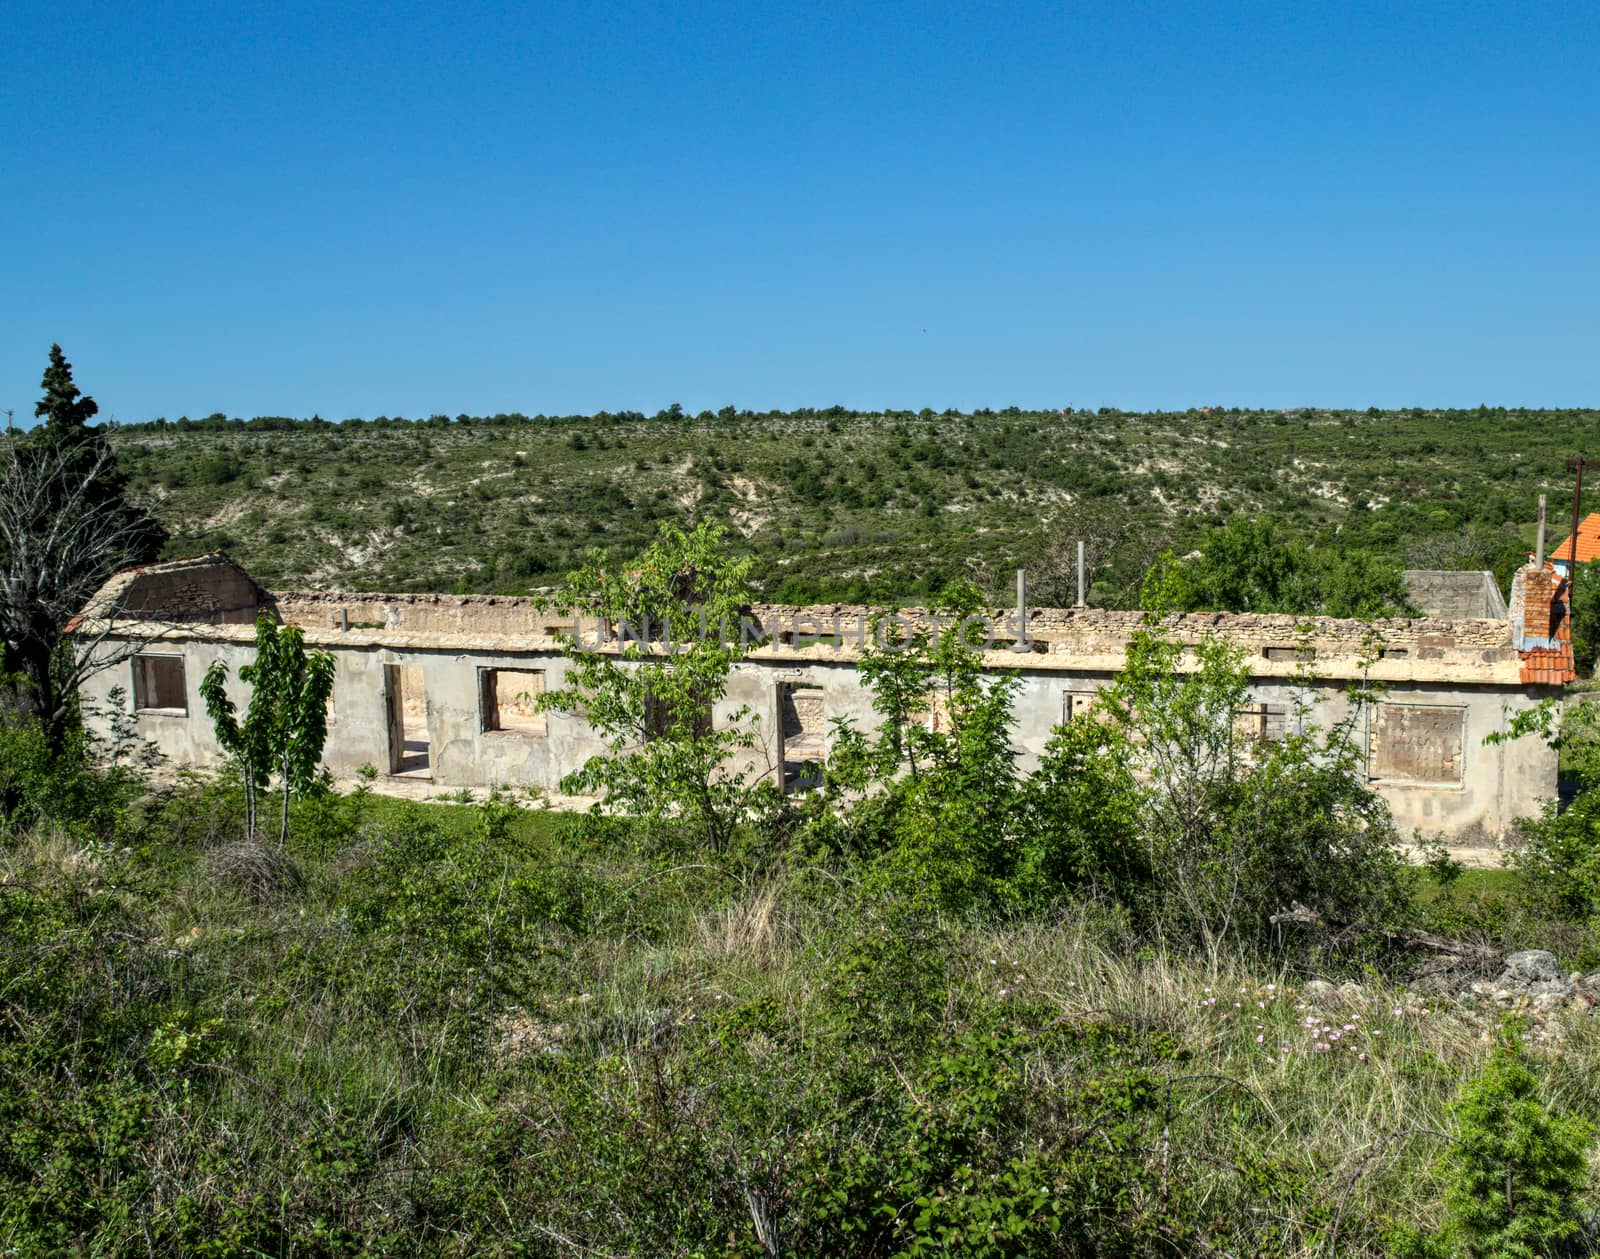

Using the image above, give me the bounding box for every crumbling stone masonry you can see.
[74,554,1574,843]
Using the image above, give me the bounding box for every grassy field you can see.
[2,776,1595,1256]
[107,405,1592,600]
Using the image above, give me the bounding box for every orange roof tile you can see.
[1545,512,1600,565]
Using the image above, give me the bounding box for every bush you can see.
[812,602,1408,948]
[1016,714,1145,901]
[0,856,175,1250]
[1429,1025,1592,1258]
[1094,630,1408,953]
[0,701,153,842]
[1505,699,1600,961]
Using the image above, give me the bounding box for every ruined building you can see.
[74,554,1574,843]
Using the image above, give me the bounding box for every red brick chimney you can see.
[1512,563,1575,685]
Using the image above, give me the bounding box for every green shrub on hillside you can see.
[107,404,1588,603]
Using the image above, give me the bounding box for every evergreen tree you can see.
[1433,1026,1591,1258]
[0,346,165,747]
[34,343,101,436]
[25,344,163,562]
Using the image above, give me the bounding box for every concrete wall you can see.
[1403,570,1508,621]
[71,556,1559,844]
[80,632,1557,844]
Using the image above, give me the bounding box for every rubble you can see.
[1299,948,1600,1050]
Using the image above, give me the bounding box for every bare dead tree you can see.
[0,430,166,748]
[1402,521,1520,572]
[1033,507,1139,607]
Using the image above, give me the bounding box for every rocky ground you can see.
[1305,949,1600,1050]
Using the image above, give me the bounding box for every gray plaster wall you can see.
[1403,570,1508,621]
[80,637,1557,843]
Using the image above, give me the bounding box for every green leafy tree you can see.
[1016,712,1145,901]
[1501,698,1600,928]
[1568,559,1600,676]
[1098,630,1255,956]
[824,582,1026,911]
[201,615,335,848]
[838,582,999,784]
[1093,627,1405,955]
[541,522,773,852]
[1314,546,1420,618]
[1145,514,1414,617]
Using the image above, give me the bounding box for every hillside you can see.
[109,405,1593,602]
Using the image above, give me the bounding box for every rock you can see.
[1533,1020,1569,1048]
[1304,979,1338,1000]
[1498,950,1564,988]
[1414,951,1593,1039]
[493,1008,569,1062]
[1338,982,1365,1000]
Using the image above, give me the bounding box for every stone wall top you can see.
[160,588,1523,686]
[69,552,266,631]
[79,559,1563,687]
[268,589,1513,649]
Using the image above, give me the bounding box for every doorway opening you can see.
[778,681,825,793]
[384,664,431,778]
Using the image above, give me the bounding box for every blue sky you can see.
[2,1,1597,421]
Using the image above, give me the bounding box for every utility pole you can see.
[1564,457,1599,567]
[1564,456,1599,631]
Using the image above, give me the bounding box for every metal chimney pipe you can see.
[1536,494,1547,569]
[1076,540,1087,608]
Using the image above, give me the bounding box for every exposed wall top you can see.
[1402,569,1508,620]
[72,558,1575,688]
[68,566,1555,687]
[67,552,268,632]
[273,589,1511,645]
[274,589,560,637]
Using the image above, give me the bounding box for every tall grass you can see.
[1,787,1595,1256]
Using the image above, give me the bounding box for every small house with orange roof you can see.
[1543,511,1600,577]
